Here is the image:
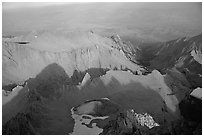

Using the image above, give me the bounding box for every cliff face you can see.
[2,32,144,85]
[150,34,202,89]
[110,35,143,64]
[150,34,202,73]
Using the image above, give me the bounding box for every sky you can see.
[2,2,202,42]
[2,2,71,10]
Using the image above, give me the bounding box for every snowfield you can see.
[70,101,109,135]
[190,87,202,100]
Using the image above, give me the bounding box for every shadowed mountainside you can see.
[139,34,202,89]
[3,61,195,134]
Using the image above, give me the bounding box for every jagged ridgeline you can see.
[2,31,145,85]
[2,31,202,135]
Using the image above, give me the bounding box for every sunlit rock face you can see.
[2,31,144,85]
[191,49,202,65]
[110,34,143,64]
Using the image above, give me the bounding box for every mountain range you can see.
[2,30,202,135]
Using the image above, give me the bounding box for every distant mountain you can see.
[150,34,201,74]
[138,34,202,89]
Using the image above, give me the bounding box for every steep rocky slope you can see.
[137,34,202,134]
[151,35,202,74]
[138,34,202,89]
[2,32,202,135]
[2,31,144,85]
[149,35,202,88]
[110,34,143,64]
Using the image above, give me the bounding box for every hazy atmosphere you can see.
[3,2,202,42]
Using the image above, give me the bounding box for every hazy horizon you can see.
[2,2,202,42]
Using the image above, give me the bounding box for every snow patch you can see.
[190,88,202,100]
[70,102,109,135]
[81,73,91,87]
[128,109,160,129]
[101,97,110,100]
[77,73,91,90]
[2,85,24,105]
